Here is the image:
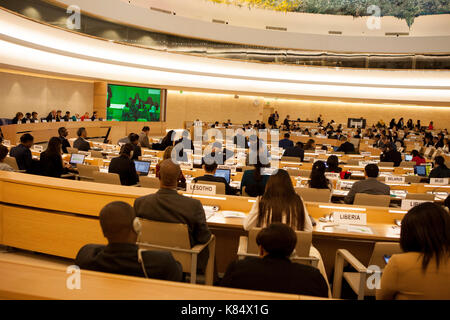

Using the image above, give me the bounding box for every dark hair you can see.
[304,139,315,150]
[128,133,139,143]
[20,133,34,144]
[0,145,8,161]
[284,133,290,139]
[45,137,62,157]
[161,130,175,147]
[258,169,306,231]
[400,202,450,271]
[435,156,445,166]
[77,127,86,137]
[203,160,218,173]
[309,161,329,189]
[142,126,150,132]
[326,155,340,171]
[58,127,67,136]
[256,223,297,258]
[120,143,134,156]
[99,201,136,240]
[295,141,304,148]
[365,164,379,178]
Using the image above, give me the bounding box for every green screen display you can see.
[107,84,161,122]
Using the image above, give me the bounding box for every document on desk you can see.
[347,225,373,235]
[221,211,247,219]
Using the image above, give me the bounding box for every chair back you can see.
[400,162,415,168]
[281,156,300,163]
[346,159,360,166]
[378,162,394,167]
[405,193,435,201]
[286,168,300,176]
[354,194,391,207]
[67,147,78,154]
[247,228,312,258]
[295,187,331,203]
[405,176,421,184]
[90,150,104,158]
[195,181,226,195]
[4,156,19,171]
[299,170,311,178]
[139,176,160,189]
[368,242,402,268]
[137,219,192,271]
[92,171,121,185]
[77,164,99,181]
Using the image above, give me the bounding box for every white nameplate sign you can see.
[401,199,428,210]
[386,176,406,183]
[333,212,367,225]
[361,152,371,156]
[42,120,47,123]
[430,178,449,185]
[339,180,355,190]
[315,150,327,155]
[52,119,56,123]
[218,165,236,173]
[33,145,44,152]
[187,183,216,195]
[359,161,377,166]
[325,173,340,180]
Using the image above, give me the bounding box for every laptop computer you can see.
[134,160,151,176]
[69,154,85,167]
[333,146,340,152]
[214,169,231,184]
[414,165,427,177]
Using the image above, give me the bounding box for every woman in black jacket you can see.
[39,137,69,178]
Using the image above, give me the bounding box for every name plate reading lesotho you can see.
[187,183,216,195]
[430,178,449,185]
[333,212,367,225]
[401,199,428,210]
[385,176,406,183]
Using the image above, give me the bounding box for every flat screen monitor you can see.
[333,146,340,152]
[70,154,85,165]
[134,160,151,175]
[414,165,427,177]
[214,169,231,184]
[107,84,163,122]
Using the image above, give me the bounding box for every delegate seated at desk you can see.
[429,156,450,178]
[9,133,39,174]
[193,160,237,195]
[108,143,139,186]
[283,142,304,162]
[134,159,212,271]
[73,127,91,151]
[39,137,72,178]
[279,133,294,150]
[221,223,328,298]
[75,201,183,281]
[344,164,390,204]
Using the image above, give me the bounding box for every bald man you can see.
[134,159,212,271]
[75,201,182,281]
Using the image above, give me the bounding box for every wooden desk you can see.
[0,254,325,300]
[0,121,166,145]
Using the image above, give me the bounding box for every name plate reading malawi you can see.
[187,183,216,195]
[333,212,367,225]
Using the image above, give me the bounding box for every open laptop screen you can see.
[70,153,85,165]
[134,160,151,175]
[414,165,427,177]
[214,169,231,184]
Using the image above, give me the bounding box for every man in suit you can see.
[31,112,39,123]
[73,127,91,151]
[58,127,71,154]
[46,110,57,122]
[283,115,290,130]
[429,156,450,178]
[9,133,38,173]
[109,143,139,186]
[128,133,142,161]
[221,223,328,297]
[344,164,390,204]
[283,141,304,162]
[62,111,71,122]
[194,160,237,195]
[337,136,355,154]
[380,144,402,167]
[75,201,183,281]
[279,133,294,150]
[138,126,152,149]
[134,159,212,271]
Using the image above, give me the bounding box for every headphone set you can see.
[132,217,150,279]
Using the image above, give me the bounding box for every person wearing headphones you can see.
[75,201,183,281]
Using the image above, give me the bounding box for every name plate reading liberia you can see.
[333,212,367,225]
[187,183,216,195]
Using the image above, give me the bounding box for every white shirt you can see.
[243,196,313,232]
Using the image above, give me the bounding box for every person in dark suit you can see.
[193,159,237,195]
[108,143,139,186]
[283,115,290,130]
[58,127,71,154]
[62,111,71,122]
[128,133,142,161]
[344,164,390,204]
[279,133,294,149]
[221,223,328,297]
[429,156,450,179]
[12,112,24,124]
[283,142,304,162]
[380,144,402,167]
[134,159,212,271]
[9,133,38,173]
[233,128,249,149]
[75,201,183,281]
[46,110,57,122]
[337,136,355,154]
[31,112,39,123]
[39,137,71,178]
[73,127,91,151]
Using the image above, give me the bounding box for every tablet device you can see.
[134,160,151,176]
[214,169,231,184]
